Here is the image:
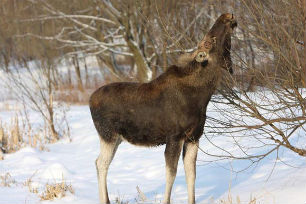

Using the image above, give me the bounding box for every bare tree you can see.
[13,0,219,82]
[200,0,306,168]
[4,59,62,142]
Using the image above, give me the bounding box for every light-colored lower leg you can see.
[164,166,176,204]
[96,138,121,204]
[163,140,183,204]
[183,141,198,204]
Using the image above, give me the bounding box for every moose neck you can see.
[189,64,220,88]
[180,62,222,111]
[153,59,222,109]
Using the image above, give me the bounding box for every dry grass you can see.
[114,196,129,204]
[217,182,257,204]
[0,102,14,111]
[136,186,148,202]
[0,173,16,187]
[0,124,4,160]
[0,172,74,201]
[23,171,39,194]
[39,179,74,201]
[219,194,257,204]
[54,76,103,105]
[55,89,92,105]
[0,117,22,154]
[0,115,50,157]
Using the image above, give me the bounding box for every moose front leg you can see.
[163,139,184,204]
[183,140,199,204]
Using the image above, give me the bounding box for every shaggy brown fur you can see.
[90,58,215,146]
[90,13,237,204]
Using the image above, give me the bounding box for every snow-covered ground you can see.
[0,104,305,204]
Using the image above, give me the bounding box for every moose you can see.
[89,13,237,204]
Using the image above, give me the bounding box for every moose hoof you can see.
[195,51,207,63]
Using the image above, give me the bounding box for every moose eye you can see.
[195,51,207,63]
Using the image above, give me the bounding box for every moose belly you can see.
[110,110,184,146]
[116,120,167,146]
[110,110,197,146]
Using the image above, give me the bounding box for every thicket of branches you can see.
[0,0,305,162]
[207,0,306,164]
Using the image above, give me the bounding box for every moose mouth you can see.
[229,18,238,34]
[200,13,237,50]
[231,20,238,29]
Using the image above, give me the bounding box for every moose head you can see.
[192,13,237,73]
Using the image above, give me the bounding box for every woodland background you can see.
[0,0,305,203]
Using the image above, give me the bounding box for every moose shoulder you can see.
[90,13,237,204]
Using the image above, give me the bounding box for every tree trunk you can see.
[72,56,84,92]
[122,17,150,82]
[46,66,59,142]
[84,57,89,88]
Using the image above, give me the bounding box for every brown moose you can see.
[89,13,237,204]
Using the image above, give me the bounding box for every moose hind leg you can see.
[182,141,199,204]
[96,137,121,204]
[163,139,184,204]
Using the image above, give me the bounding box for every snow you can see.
[1,104,306,204]
[228,163,306,204]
